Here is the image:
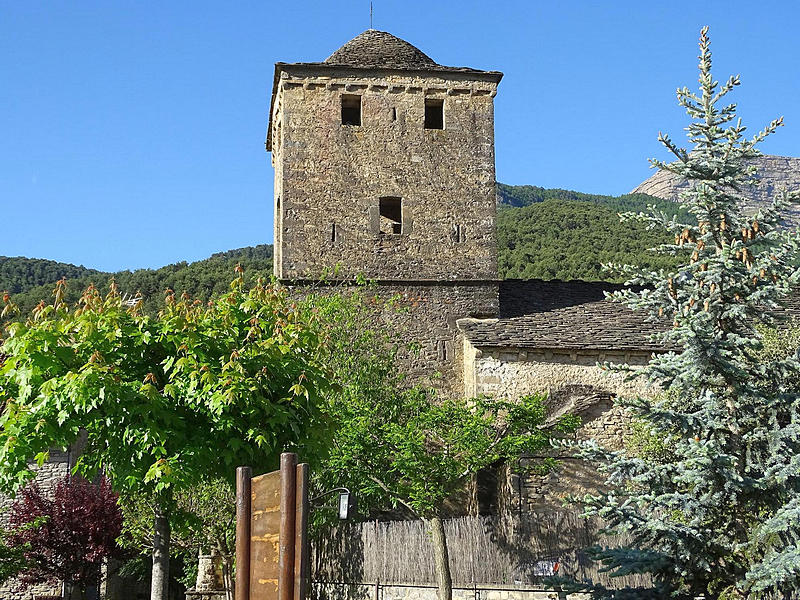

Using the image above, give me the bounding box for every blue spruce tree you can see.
[561,27,800,599]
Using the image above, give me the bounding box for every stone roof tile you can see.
[460,280,800,352]
[325,29,437,70]
[277,30,501,76]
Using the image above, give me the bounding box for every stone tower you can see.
[267,29,503,282]
[266,30,503,387]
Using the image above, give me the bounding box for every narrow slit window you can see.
[391,107,397,121]
[330,223,337,243]
[341,95,361,126]
[379,197,402,235]
[424,98,444,129]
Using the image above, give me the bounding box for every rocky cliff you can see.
[632,155,800,224]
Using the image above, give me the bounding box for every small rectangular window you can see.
[424,98,444,129]
[341,95,361,126]
[379,197,402,235]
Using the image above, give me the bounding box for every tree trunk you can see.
[151,502,171,600]
[427,516,453,600]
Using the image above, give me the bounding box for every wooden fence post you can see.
[279,453,298,600]
[235,466,252,600]
[294,462,309,600]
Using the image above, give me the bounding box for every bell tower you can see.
[267,29,503,282]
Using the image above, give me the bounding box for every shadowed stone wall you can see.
[461,342,658,511]
[287,280,499,394]
[270,67,499,281]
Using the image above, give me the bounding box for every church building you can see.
[266,29,660,510]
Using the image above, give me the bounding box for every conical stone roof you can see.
[325,29,437,70]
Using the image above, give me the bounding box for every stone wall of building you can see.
[0,451,70,600]
[288,280,499,395]
[271,67,499,281]
[461,342,658,511]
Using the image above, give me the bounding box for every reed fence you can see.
[312,511,649,589]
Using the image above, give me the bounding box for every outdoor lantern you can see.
[338,491,355,520]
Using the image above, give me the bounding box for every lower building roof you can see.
[458,279,800,352]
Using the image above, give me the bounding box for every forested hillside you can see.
[497,199,682,281]
[496,184,691,281]
[6,245,274,318]
[2,183,694,322]
[0,257,101,295]
[497,183,692,217]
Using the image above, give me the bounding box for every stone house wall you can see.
[287,280,499,395]
[461,342,658,511]
[271,67,499,281]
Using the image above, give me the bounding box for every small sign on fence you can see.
[235,453,309,600]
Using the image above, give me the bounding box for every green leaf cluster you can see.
[0,271,329,500]
[0,529,29,586]
[302,287,578,520]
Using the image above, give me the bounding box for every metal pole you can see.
[235,466,252,600]
[279,453,298,600]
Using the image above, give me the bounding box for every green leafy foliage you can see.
[327,388,574,518]
[303,288,578,519]
[0,530,29,586]
[304,288,578,600]
[562,27,800,599]
[0,271,329,498]
[119,478,235,590]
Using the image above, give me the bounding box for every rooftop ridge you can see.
[324,29,437,70]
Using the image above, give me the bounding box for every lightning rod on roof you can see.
[370,1,373,30]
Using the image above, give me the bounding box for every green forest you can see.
[3,245,274,318]
[2,184,689,319]
[496,185,689,280]
[0,257,101,295]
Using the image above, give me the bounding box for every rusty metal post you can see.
[278,453,298,600]
[294,462,309,600]
[235,466,252,600]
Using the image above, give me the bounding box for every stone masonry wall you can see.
[462,343,657,511]
[288,281,498,395]
[271,67,498,281]
[0,451,70,600]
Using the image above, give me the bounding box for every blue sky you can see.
[2,1,799,271]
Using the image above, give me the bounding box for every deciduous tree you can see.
[306,289,578,600]
[8,476,122,600]
[0,274,330,600]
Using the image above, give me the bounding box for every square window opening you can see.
[379,197,402,235]
[424,98,444,130]
[341,95,361,126]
